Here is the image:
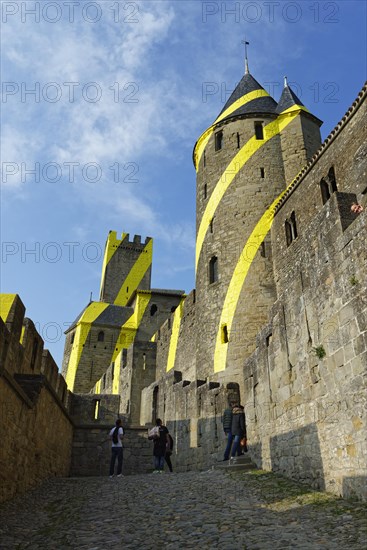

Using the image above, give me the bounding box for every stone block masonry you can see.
[0,295,73,503]
[69,394,156,476]
[139,83,367,500]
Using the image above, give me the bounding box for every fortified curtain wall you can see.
[243,87,367,500]
[0,295,73,503]
[143,85,367,500]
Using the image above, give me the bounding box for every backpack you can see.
[148,426,160,440]
[166,433,174,455]
[112,427,120,444]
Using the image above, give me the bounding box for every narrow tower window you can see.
[285,211,298,246]
[215,131,223,151]
[204,183,207,199]
[203,150,206,167]
[327,166,337,192]
[290,211,298,239]
[254,122,264,140]
[260,167,265,178]
[222,324,229,343]
[150,304,158,316]
[97,331,105,342]
[210,218,214,234]
[320,167,338,205]
[236,132,240,149]
[285,220,292,246]
[209,256,218,284]
[320,178,330,205]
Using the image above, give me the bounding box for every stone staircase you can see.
[215,454,257,472]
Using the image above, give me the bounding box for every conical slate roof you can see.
[215,73,278,124]
[275,85,304,113]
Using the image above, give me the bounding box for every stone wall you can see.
[241,92,367,500]
[69,394,152,476]
[141,369,241,472]
[139,85,366,499]
[154,289,197,383]
[0,295,73,503]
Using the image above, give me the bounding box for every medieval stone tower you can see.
[62,231,184,399]
[194,64,322,391]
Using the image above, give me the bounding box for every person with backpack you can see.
[148,418,169,473]
[222,401,235,461]
[230,405,247,458]
[165,432,174,472]
[109,418,124,478]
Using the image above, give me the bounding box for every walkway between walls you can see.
[0,469,366,549]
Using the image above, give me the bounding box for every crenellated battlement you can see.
[0,294,73,503]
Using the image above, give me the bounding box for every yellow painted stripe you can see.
[99,232,128,297]
[20,325,25,344]
[195,107,307,271]
[194,89,270,171]
[166,297,185,372]
[150,333,156,342]
[112,350,122,395]
[92,290,151,393]
[65,302,109,390]
[213,167,305,373]
[0,294,17,323]
[111,291,151,362]
[214,89,270,125]
[95,379,101,395]
[114,239,153,306]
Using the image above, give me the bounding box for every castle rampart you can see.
[0,295,73,503]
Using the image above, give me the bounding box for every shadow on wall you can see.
[343,476,367,501]
[270,423,325,491]
[165,416,254,473]
[249,441,263,468]
[70,394,153,476]
[70,428,153,477]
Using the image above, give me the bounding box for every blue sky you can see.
[1,0,366,367]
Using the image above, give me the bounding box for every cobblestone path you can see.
[0,469,366,549]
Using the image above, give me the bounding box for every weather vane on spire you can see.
[241,38,250,74]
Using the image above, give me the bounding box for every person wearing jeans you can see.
[230,405,246,459]
[222,402,234,461]
[154,455,165,471]
[109,418,124,477]
[222,402,242,460]
[149,418,169,473]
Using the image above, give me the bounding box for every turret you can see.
[193,56,323,392]
[277,76,322,184]
[193,59,287,386]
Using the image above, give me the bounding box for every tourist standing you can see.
[109,418,124,478]
[230,405,246,458]
[165,432,174,472]
[149,418,169,473]
[222,401,235,461]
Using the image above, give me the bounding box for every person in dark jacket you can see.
[222,401,242,460]
[230,405,247,458]
[149,418,169,473]
[165,433,174,472]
